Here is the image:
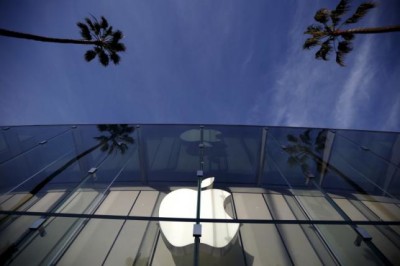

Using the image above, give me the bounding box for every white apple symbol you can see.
[159,177,239,254]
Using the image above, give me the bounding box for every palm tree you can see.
[0,124,134,211]
[29,124,135,195]
[303,0,400,66]
[0,124,135,264]
[284,129,327,179]
[283,129,370,193]
[0,124,134,216]
[0,16,125,66]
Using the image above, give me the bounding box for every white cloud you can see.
[246,2,336,128]
[384,97,400,131]
[333,36,376,128]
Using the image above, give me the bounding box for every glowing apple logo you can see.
[159,177,239,253]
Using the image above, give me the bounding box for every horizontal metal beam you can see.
[1,210,400,225]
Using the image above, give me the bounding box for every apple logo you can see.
[159,177,239,255]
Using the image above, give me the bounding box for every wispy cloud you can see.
[384,97,400,131]
[246,1,389,131]
[246,1,336,128]
[333,36,376,128]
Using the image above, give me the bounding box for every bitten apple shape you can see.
[159,177,239,251]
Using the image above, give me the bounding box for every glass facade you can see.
[0,124,399,265]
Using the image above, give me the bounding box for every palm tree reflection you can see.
[30,124,135,195]
[283,129,327,183]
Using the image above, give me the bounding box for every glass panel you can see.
[202,125,260,184]
[1,124,400,265]
[0,128,11,163]
[0,192,65,260]
[364,225,400,265]
[0,126,71,164]
[314,225,385,265]
[327,132,399,197]
[57,191,140,265]
[151,221,195,266]
[332,196,400,265]
[337,130,400,165]
[140,125,200,184]
[263,193,323,265]
[104,191,160,265]
[294,193,390,264]
[267,127,329,188]
[0,130,75,195]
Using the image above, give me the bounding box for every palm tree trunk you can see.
[0,142,102,225]
[29,142,103,195]
[335,25,400,35]
[0,28,101,45]
[307,151,369,194]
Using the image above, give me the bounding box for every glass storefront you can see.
[0,124,399,265]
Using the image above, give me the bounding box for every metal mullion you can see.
[349,199,400,249]
[2,210,400,225]
[135,125,149,184]
[281,194,338,265]
[46,153,135,265]
[229,194,249,266]
[318,130,336,186]
[270,130,395,264]
[138,192,164,266]
[309,178,392,265]
[262,193,295,266]
[335,131,400,168]
[101,191,142,265]
[194,125,204,266]
[267,133,342,264]
[332,147,398,199]
[1,149,74,197]
[256,127,268,185]
[0,127,72,166]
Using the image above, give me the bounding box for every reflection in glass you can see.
[0,124,399,265]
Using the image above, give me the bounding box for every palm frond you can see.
[97,124,108,131]
[304,25,328,39]
[315,40,332,60]
[342,33,355,40]
[335,41,353,66]
[315,130,327,153]
[303,37,320,49]
[300,129,311,145]
[101,142,109,152]
[112,30,123,42]
[77,22,92,40]
[110,53,121,64]
[99,50,109,66]
[314,8,331,24]
[110,42,126,52]
[345,2,376,24]
[105,26,114,36]
[338,40,353,53]
[84,50,97,62]
[330,0,350,26]
[108,144,115,154]
[100,16,109,29]
[336,51,345,66]
[287,135,298,143]
[78,16,126,66]
[93,22,101,35]
[85,18,96,32]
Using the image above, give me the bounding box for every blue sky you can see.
[0,0,399,131]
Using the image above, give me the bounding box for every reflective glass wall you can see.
[0,124,399,265]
